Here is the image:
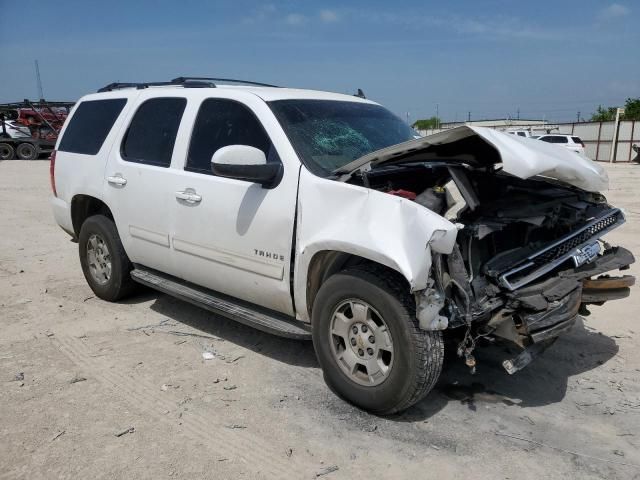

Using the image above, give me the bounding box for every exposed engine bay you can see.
[347,161,635,373]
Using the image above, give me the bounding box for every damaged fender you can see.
[293,167,458,322]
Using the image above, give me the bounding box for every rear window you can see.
[572,137,583,145]
[58,99,127,155]
[121,97,186,168]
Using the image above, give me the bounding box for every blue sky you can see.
[1,0,637,122]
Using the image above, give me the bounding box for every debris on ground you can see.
[225,424,246,429]
[70,375,87,384]
[114,427,135,437]
[51,430,66,441]
[223,385,237,391]
[202,352,215,360]
[316,465,339,477]
[286,448,293,458]
[14,372,24,381]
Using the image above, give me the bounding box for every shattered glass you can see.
[270,100,415,176]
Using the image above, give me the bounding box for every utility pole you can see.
[610,107,625,163]
[467,111,471,123]
[35,60,44,100]
[516,108,520,120]
[406,112,410,126]
[576,111,580,123]
[436,103,439,129]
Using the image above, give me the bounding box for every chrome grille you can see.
[498,208,624,290]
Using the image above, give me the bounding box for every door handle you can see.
[175,189,202,204]
[107,174,127,186]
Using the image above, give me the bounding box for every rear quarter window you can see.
[572,137,583,144]
[58,99,127,155]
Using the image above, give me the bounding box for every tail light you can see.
[50,150,57,197]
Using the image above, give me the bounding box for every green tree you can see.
[623,98,640,121]
[412,117,441,130]
[590,105,616,122]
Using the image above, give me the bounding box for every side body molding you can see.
[293,168,458,322]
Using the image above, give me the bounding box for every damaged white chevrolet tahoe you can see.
[51,78,635,414]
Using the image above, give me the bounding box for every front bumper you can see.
[509,246,635,345]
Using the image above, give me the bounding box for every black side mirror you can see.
[210,145,282,189]
[211,162,282,188]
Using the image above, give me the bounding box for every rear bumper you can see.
[50,196,74,237]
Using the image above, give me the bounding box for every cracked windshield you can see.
[270,100,416,176]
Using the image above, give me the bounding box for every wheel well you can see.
[71,195,114,238]
[306,251,410,317]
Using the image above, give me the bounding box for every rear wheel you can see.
[78,215,137,301]
[16,142,38,160]
[0,143,14,160]
[312,265,444,415]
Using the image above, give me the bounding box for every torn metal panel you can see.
[293,167,458,322]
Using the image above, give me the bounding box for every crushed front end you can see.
[435,170,635,373]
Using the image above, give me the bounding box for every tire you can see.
[312,265,444,415]
[78,215,137,301]
[16,142,38,160]
[0,143,15,160]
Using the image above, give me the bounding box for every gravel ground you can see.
[1,160,639,480]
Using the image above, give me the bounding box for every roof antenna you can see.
[354,88,366,99]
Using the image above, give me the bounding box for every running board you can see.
[130,267,311,340]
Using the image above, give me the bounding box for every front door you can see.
[169,96,299,315]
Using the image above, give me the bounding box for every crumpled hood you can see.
[336,126,608,192]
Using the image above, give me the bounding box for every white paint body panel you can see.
[293,168,458,322]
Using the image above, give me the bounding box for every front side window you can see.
[539,136,553,143]
[59,99,127,155]
[269,100,415,177]
[186,99,277,175]
[121,97,186,167]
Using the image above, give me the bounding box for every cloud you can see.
[319,10,339,23]
[598,3,630,21]
[285,13,307,26]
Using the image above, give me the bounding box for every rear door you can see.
[168,92,300,315]
[103,93,187,275]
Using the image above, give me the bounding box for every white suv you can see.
[533,134,586,154]
[51,77,634,414]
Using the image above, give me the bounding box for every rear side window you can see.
[186,98,277,175]
[121,98,187,167]
[553,136,568,143]
[58,99,127,154]
[539,136,553,143]
[572,137,583,145]
[517,132,526,137]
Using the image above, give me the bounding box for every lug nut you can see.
[367,348,374,355]
[350,338,356,346]
[361,325,368,333]
[368,336,375,344]
[358,349,364,356]
[352,326,358,334]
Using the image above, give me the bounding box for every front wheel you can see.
[312,265,444,415]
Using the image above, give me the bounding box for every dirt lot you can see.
[1,160,639,480]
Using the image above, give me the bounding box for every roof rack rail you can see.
[97,77,279,93]
[170,77,279,88]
